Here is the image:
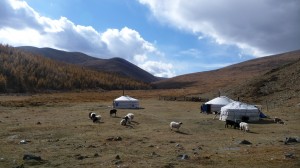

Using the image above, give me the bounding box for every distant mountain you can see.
[15,46,300,100]
[16,46,98,64]
[153,50,300,93]
[16,46,159,83]
[81,57,158,83]
[0,45,151,93]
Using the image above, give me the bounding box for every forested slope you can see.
[0,45,151,93]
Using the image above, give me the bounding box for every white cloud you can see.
[0,0,174,77]
[179,48,202,58]
[101,27,158,61]
[140,61,175,78]
[0,27,45,47]
[100,27,174,77]
[0,0,107,55]
[139,0,300,56]
[134,54,148,63]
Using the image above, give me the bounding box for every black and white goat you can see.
[125,113,134,123]
[89,112,101,123]
[120,113,135,126]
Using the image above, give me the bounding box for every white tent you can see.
[219,101,260,122]
[203,96,234,113]
[113,95,139,109]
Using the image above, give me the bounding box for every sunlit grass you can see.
[0,92,299,167]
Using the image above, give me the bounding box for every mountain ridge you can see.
[0,45,151,93]
[14,45,300,103]
[153,50,300,93]
[16,46,159,83]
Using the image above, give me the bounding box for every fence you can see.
[158,96,209,102]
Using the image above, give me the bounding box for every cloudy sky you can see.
[1,0,299,77]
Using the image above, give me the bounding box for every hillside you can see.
[16,46,159,83]
[81,57,158,83]
[153,50,300,94]
[225,58,300,106]
[16,46,98,64]
[0,45,151,93]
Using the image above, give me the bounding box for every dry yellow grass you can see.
[0,92,299,168]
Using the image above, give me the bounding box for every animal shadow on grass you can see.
[125,125,134,129]
[245,131,258,134]
[251,119,275,124]
[93,121,104,124]
[174,130,192,135]
[131,121,140,125]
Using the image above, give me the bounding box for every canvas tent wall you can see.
[113,95,139,109]
[219,101,260,122]
[201,96,233,113]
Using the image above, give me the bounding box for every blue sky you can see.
[1,0,299,77]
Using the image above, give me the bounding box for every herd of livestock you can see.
[87,108,284,133]
[223,115,285,133]
[88,109,184,131]
[88,110,137,127]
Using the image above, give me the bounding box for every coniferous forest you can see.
[0,44,151,93]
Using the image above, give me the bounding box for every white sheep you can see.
[170,121,183,131]
[125,113,134,123]
[120,113,135,126]
[239,122,249,132]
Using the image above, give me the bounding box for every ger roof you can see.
[221,101,258,110]
[205,96,233,105]
[114,95,138,101]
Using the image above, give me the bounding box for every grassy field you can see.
[0,91,299,168]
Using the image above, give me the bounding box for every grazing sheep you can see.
[92,114,101,123]
[274,117,280,123]
[239,122,249,132]
[89,112,101,123]
[170,121,183,131]
[124,115,131,124]
[110,109,117,117]
[120,118,127,126]
[89,112,96,119]
[120,113,134,126]
[274,117,284,124]
[125,113,134,123]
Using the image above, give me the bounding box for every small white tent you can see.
[219,101,260,122]
[202,96,234,113]
[113,95,139,109]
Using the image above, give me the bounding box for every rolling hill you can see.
[9,45,300,103]
[225,57,300,106]
[16,46,160,83]
[16,46,159,83]
[153,50,300,94]
[16,46,98,64]
[0,45,151,93]
[81,57,159,83]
